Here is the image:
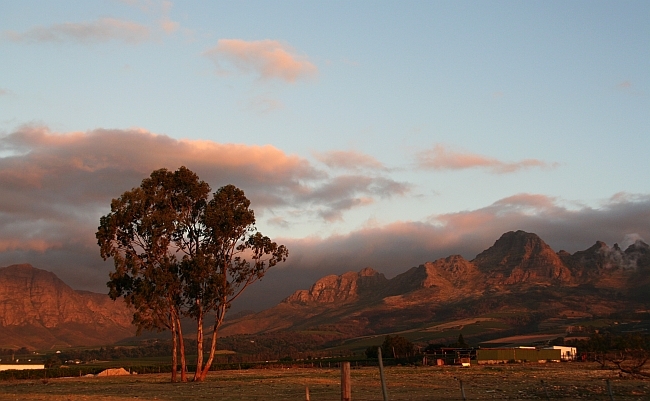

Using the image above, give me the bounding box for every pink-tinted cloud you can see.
[313,150,386,171]
[416,144,556,174]
[0,126,407,273]
[0,126,410,293]
[203,39,318,83]
[158,1,179,33]
[117,0,179,34]
[2,18,150,44]
[3,126,648,312]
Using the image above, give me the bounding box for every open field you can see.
[0,363,648,400]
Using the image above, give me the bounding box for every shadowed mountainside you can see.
[0,264,135,349]
[220,231,650,338]
[2,231,649,349]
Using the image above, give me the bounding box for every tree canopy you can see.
[96,166,288,382]
[365,335,415,359]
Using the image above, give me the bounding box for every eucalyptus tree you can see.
[97,168,288,383]
[97,167,210,382]
[184,184,288,382]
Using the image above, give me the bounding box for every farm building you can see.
[477,347,561,364]
[423,348,476,366]
[543,346,577,361]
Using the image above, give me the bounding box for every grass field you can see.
[0,363,648,400]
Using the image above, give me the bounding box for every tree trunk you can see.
[193,307,204,382]
[170,309,178,383]
[176,312,188,382]
[199,305,226,381]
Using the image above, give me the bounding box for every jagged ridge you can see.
[221,231,650,337]
[0,264,135,349]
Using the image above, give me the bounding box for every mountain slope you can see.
[3,231,649,348]
[220,231,650,339]
[0,264,135,349]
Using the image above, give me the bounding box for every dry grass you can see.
[0,363,648,400]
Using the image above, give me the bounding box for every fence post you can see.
[607,379,615,401]
[341,362,351,401]
[306,385,310,401]
[378,348,389,401]
[459,379,466,401]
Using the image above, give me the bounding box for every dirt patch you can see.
[0,363,647,400]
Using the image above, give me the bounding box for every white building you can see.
[543,346,577,361]
[0,363,45,371]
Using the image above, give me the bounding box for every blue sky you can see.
[1,1,649,308]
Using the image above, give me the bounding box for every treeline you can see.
[219,332,341,356]
[0,347,30,356]
[56,341,173,362]
[54,331,345,363]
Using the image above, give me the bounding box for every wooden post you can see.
[607,379,615,401]
[341,361,351,401]
[305,385,310,401]
[378,347,389,401]
[459,379,466,401]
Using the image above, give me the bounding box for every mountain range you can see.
[1,230,649,349]
[219,230,650,341]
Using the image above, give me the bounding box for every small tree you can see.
[456,333,468,348]
[365,346,378,359]
[381,335,415,358]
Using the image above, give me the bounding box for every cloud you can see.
[267,216,290,228]
[2,126,648,312]
[313,150,387,171]
[203,39,318,83]
[2,18,150,44]
[231,192,650,309]
[0,126,408,288]
[304,175,410,222]
[116,0,179,34]
[416,144,557,174]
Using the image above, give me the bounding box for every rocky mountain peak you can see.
[282,268,387,305]
[472,230,572,284]
[0,264,135,349]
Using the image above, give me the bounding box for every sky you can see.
[1,1,649,311]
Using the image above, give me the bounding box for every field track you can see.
[0,363,648,400]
